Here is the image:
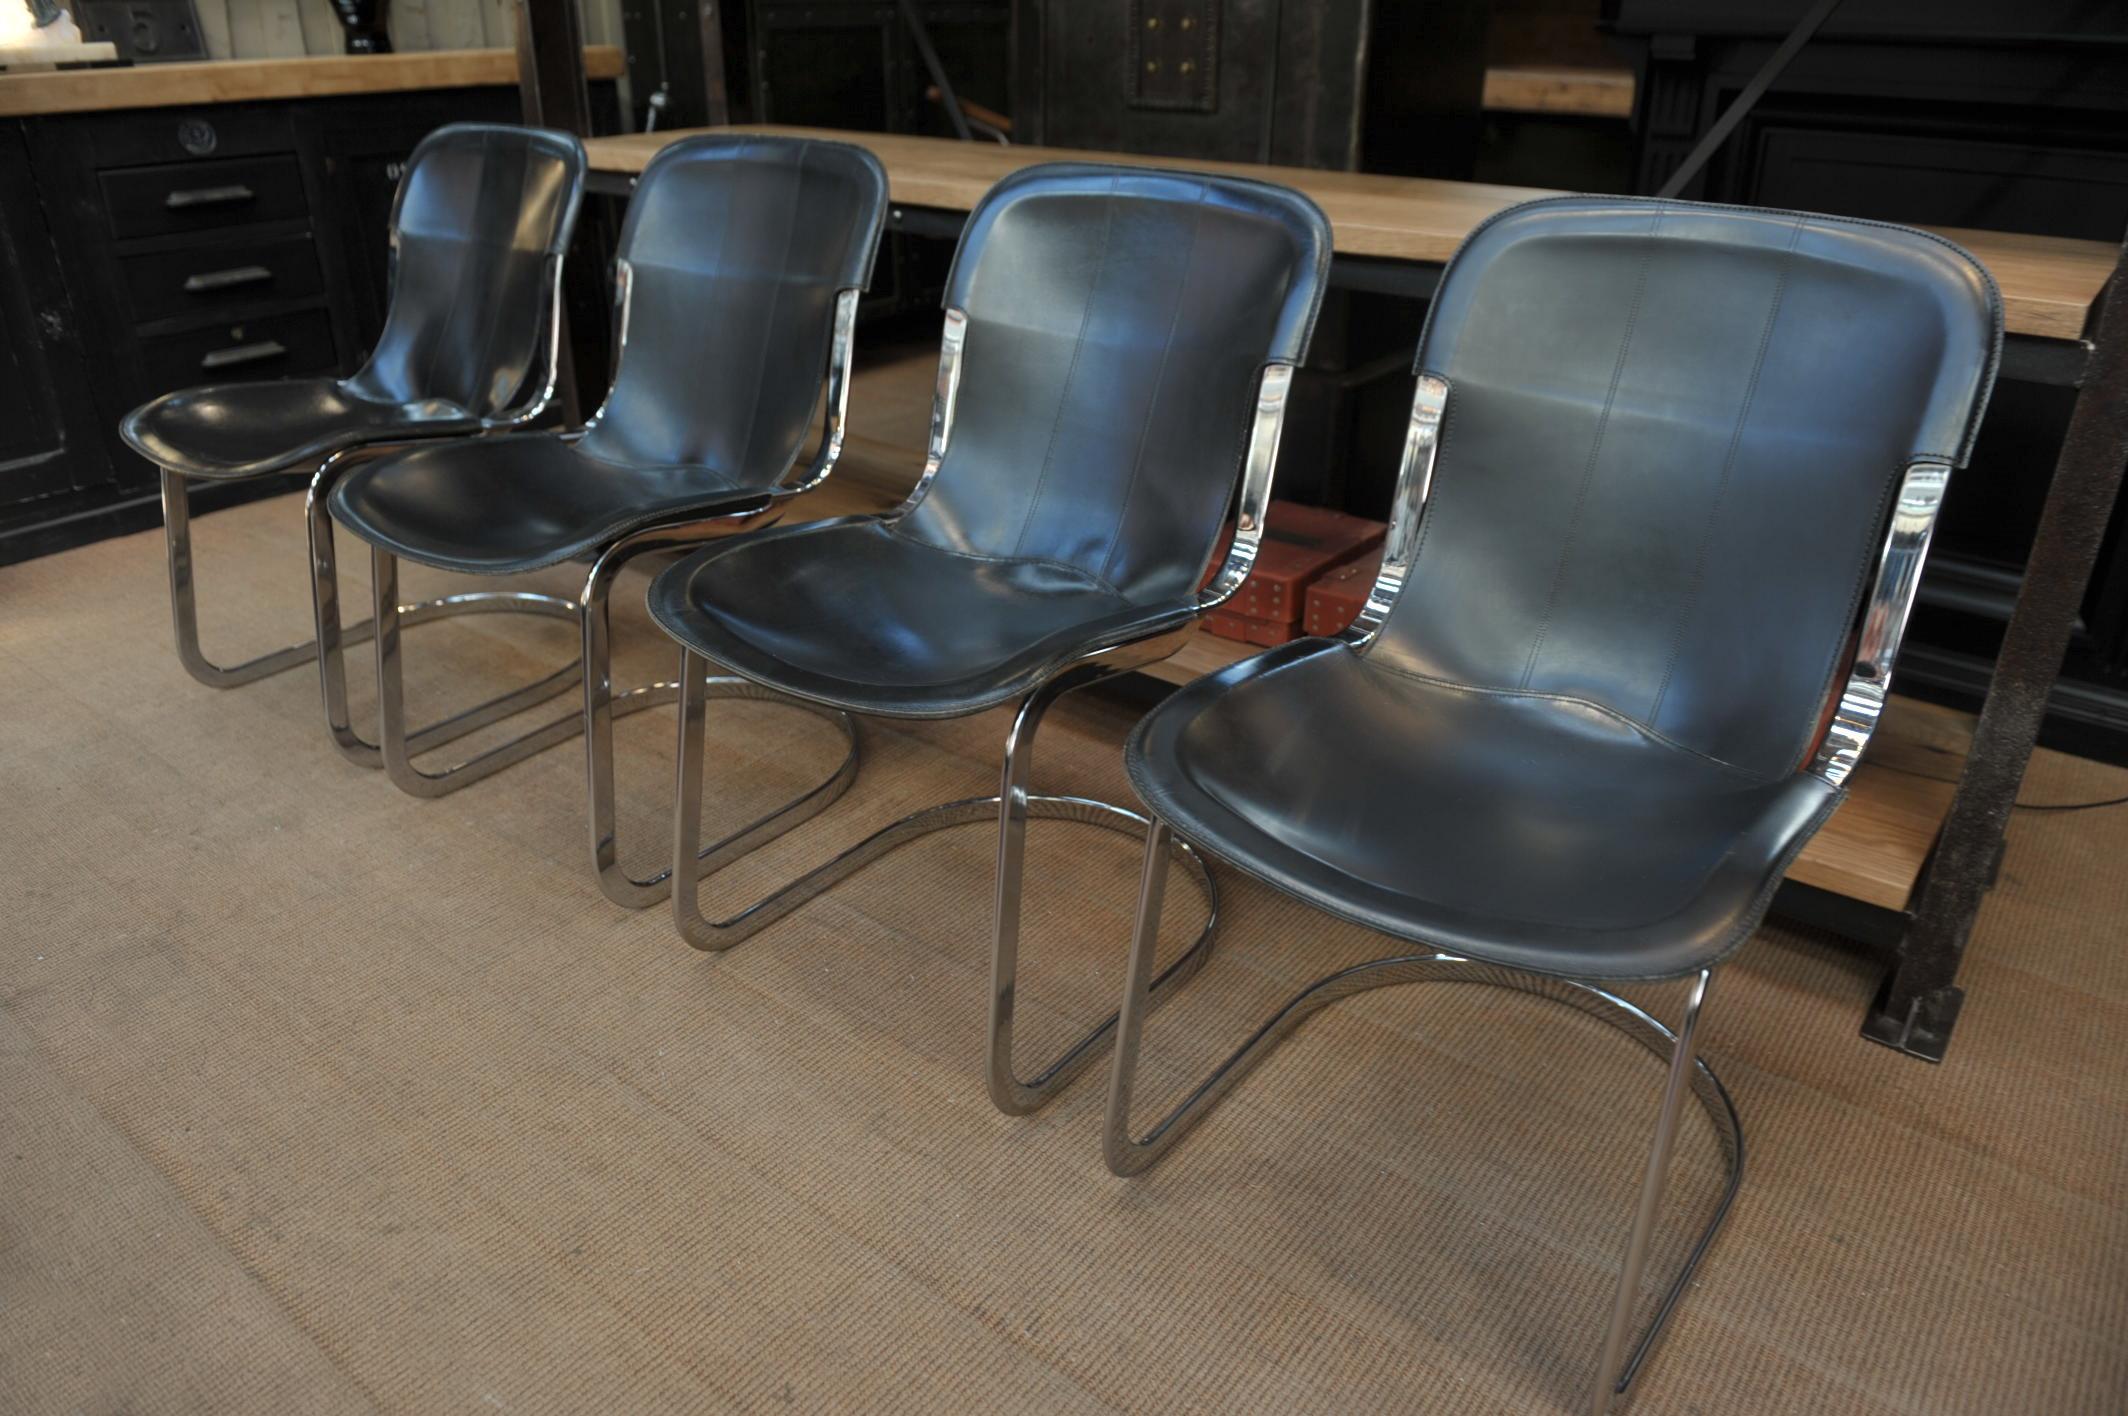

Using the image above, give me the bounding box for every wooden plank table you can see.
[584,124,2115,342]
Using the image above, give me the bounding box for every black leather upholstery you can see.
[650,162,1332,718]
[1127,197,2002,980]
[331,134,890,575]
[122,124,587,480]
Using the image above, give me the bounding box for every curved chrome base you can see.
[164,467,587,769]
[672,647,1220,1115]
[1106,820,1739,1414]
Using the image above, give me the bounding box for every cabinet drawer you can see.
[101,154,308,241]
[119,235,325,325]
[139,307,338,393]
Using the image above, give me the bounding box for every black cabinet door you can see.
[0,127,110,513]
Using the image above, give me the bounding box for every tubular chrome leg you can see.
[671,648,1219,1113]
[366,541,859,911]
[584,534,859,909]
[307,471,583,770]
[1588,968,1714,1415]
[1104,841,1740,1408]
[164,467,323,687]
[371,544,605,798]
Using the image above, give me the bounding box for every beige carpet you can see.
[1,493,2122,1414]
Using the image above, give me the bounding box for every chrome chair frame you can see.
[1102,374,1953,1414]
[159,255,590,772]
[667,316,1303,1115]
[343,285,869,907]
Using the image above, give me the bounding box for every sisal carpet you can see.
[1,493,2122,1414]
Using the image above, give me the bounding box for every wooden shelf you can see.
[1481,65,1634,119]
[0,46,625,117]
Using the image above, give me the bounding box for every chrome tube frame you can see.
[657,324,1306,1114]
[1199,364,1296,611]
[1104,818,1739,1412]
[670,640,1220,1115]
[355,287,868,909]
[1343,372,1449,647]
[1810,460,1952,786]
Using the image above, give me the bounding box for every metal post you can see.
[1872,235,2128,1060]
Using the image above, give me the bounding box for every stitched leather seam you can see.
[1648,212,1807,729]
[727,142,810,485]
[1012,175,1120,560]
[1098,185,1210,588]
[882,525,1127,595]
[1361,657,1773,782]
[1518,204,1664,689]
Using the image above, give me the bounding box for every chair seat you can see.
[1125,638,1842,981]
[121,379,482,481]
[329,433,769,576]
[649,519,1189,718]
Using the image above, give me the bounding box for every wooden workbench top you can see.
[0,46,624,118]
[585,124,2116,342]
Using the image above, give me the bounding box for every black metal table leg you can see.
[1870,235,2128,1061]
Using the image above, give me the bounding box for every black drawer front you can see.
[119,235,325,325]
[101,154,308,241]
[139,307,338,393]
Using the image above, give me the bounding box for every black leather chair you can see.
[121,123,588,770]
[327,134,891,906]
[648,163,1333,1113]
[1103,197,2002,1413]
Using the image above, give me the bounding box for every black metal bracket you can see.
[1654,0,1846,201]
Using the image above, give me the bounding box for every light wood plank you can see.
[584,125,2114,342]
[482,0,516,50]
[293,0,346,56]
[423,0,489,52]
[193,0,234,60]
[390,0,433,51]
[0,46,624,115]
[1481,65,1634,119]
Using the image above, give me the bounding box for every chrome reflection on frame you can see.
[1344,371,1449,647]
[1199,363,1296,610]
[780,287,863,496]
[893,306,968,518]
[1105,816,1740,1414]
[1812,460,1951,786]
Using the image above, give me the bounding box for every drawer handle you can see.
[165,183,255,210]
[200,339,286,370]
[183,264,273,293]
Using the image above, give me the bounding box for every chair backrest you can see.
[576,134,889,482]
[1367,197,2001,780]
[345,124,588,419]
[898,163,1331,606]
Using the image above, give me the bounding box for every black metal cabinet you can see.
[0,83,558,565]
[0,127,110,518]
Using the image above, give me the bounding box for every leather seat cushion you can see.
[649,518,1177,719]
[121,379,481,481]
[1126,638,1841,980]
[330,433,765,575]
